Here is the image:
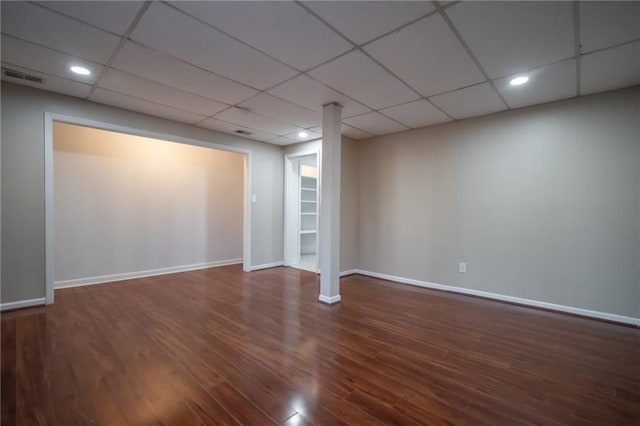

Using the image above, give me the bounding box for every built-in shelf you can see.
[300,174,317,254]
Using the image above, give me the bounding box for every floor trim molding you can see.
[55,259,243,289]
[355,269,640,327]
[249,261,284,271]
[1,297,46,312]
[339,269,358,277]
[318,294,342,304]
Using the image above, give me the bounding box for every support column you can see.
[319,102,342,304]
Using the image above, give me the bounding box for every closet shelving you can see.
[300,175,317,255]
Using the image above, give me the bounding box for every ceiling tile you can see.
[380,99,452,128]
[1,1,120,64]
[239,94,321,128]
[447,1,574,78]
[171,1,351,70]
[215,108,301,136]
[580,1,640,53]
[430,83,507,120]
[197,117,275,142]
[265,136,297,146]
[495,60,577,109]
[309,124,373,140]
[581,41,640,95]
[267,74,370,118]
[98,69,228,116]
[1,35,102,85]
[1,64,92,99]
[90,88,207,124]
[131,2,297,90]
[303,1,434,45]
[111,42,257,105]
[34,1,144,35]
[340,124,372,140]
[309,50,419,109]
[343,112,409,136]
[365,14,485,97]
[283,129,322,143]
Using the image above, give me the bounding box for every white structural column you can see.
[319,102,342,304]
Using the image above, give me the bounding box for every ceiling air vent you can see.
[2,68,44,84]
[235,130,252,136]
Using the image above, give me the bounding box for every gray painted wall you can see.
[356,86,640,318]
[1,82,284,303]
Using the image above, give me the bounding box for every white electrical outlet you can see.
[459,262,467,273]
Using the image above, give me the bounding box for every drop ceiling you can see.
[2,1,638,145]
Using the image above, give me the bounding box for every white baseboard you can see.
[1,297,46,312]
[249,261,284,271]
[354,269,640,327]
[55,258,243,289]
[318,294,342,304]
[340,269,358,277]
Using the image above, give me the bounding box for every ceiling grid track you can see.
[87,1,152,99]
[573,1,582,97]
[434,2,511,110]
[295,0,455,126]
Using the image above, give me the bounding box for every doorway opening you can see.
[284,152,319,272]
[44,113,252,304]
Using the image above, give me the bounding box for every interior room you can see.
[1,1,639,424]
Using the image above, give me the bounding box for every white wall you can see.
[1,82,284,304]
[53,122,244,285]
[356,86,640,319]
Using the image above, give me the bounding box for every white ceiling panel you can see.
[90,88,206,124]
[430,83,507,120]
[131,2,297,90]
[111,42,257,105]
[239,94,321,128]
[265,136,297,146]
[340,124,372,140]
[197,117,275,142]
[303,1,435,45]
[2,35,102,85]
[380,99,452,128]
[309,124,372,140]
[98,69,228,116]
[1,1,120,64]
[581,41,640,95]
[495,60,577,109]
[35,1,144,35]
[267,74,370,118]
[283,129,322,142]
[447,1,574,78]
[215,108,301,136]
[580,1,640,54]
[365,14,485,97]
[1,64,92,99]
[309,50,419,109]
[171,1,351,71]
[343,112,408,136]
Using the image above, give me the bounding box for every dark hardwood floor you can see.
[2,265,639,425]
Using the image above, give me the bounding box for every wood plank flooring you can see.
[2,265,639,425]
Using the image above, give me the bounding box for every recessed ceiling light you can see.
[509,76,529,86]
[298,131,308,138]
[70,66,91,75]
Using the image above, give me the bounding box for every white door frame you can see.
[44,112,253,304]
[283,148,320,271]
